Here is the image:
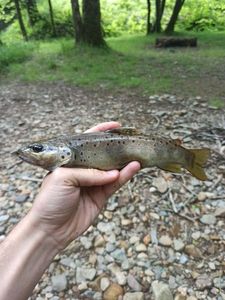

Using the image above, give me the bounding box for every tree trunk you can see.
[155,0,161,33]
[165,0,185,34]
[146,0,151,34]
[70,0,84,43]
[82,0,105,46]
[47,0,56,37]
[26,0,40,27]
[14,0,28,41]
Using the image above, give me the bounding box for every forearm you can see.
[0,212,59,300]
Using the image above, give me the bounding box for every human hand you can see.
[30,122,140,250]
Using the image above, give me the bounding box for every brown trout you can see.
[13,128,210,180]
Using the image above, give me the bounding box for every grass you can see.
[0,31,225,100]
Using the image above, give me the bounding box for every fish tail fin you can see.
[186,148,210,180]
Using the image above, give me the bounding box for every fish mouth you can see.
[12,150,35,164]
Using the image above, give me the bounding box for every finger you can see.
[85,121,121,133]
[104,161,141,197]
[53,167,120,187]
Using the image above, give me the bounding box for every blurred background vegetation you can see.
[0,0,225,103]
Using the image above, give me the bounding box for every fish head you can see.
[13,141,72,171]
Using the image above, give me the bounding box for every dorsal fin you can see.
[106,127,141,136]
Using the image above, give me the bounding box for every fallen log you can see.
[155,37,197,48]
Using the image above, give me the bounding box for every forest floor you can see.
[0,82,225,300]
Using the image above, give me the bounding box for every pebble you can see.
[195,274,213,290]
[152,177,168,193]
[121,219,132,226]
[103,283,123,300]
[100,277,110,291]
[200,214,217,225]
[51,274,67,292]
[76,267,96,283]
[127,274,142,291]
[94,235,105,247]
[97,221,115,233]
[130,236,140,244]
[173,239,185,251]
[213,277,225,289]
[191,231,201,240]
[135,243,147,252]
[0,215,9,224]
[152,281,173,300]
[123,292,144,300]
[80,236,92,249]
[15,194,29,203]
[60,257,76,269]
[184,244,202,258]
[214,207,225,217]
[159,235,173,247]
[111,248,127,262]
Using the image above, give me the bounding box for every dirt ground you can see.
[0,83,224,299]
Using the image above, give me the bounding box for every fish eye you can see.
[31,144,44,153]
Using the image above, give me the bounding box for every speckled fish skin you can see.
[13,128,210,180]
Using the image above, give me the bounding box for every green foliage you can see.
[0,41,35,72]
[180,0,225,31]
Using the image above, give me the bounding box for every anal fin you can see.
[159,163,182,173]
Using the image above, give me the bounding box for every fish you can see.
[13,128,210,180]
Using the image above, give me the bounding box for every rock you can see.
[195,274,212,290]
[111,248,127,262]
[78,282,88,291]
[174,294,186,300]
[100,277,110,291]
[121,259,130,270]
[197,192,214,201]
[15,194,29,203]
[159,235,172,247]
[51,274,67,292]
[152,177,168,193]
[187,297,197,300]
[97,221,115,233]
[143,234,151,245]
[0,215,9,224]
[179,254,188,264]
[173,239,185,251]
[123,292,144,300]
[130,236,140,244]
[213,277,225,289]
[127,274,142,291]
[152,281,173,300]
[184,244,202,258]
[94,235,105,247]
[108,263,126,285]
[214,207,225,217]
[103,283,123,300]
[76,267,96,283]
[200,214,216,225]
[60,257,76,269]
[80,236,92,249]
[121,219,132,226]
[135,243,147,252]
[191,231,201,240]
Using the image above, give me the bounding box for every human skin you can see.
[0,122,140,300]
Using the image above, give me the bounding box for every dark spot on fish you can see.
[81,144,83,147]
[61,155,65,159]
[111,140,113,143]
[86,142,89,145]
[94,144,97,147]
[107,143,109,146]
[78,138,81,141]
[118,141,121,144]
[94,153,96,156]
[67,152,70,156]
[132,140,135,143]
[80,152,83,156]
[122,141,125,144]
[74,154,76,160]
[84,159,86,162]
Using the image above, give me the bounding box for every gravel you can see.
[0,83,224,300]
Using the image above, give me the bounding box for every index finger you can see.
[85,121,121,133]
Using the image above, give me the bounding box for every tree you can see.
[47,0,56,37]
[25,0,40,27]
[146,0,151,34]
[71,0,105,47]
[14,0,28,41]
[165,0,185,34]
